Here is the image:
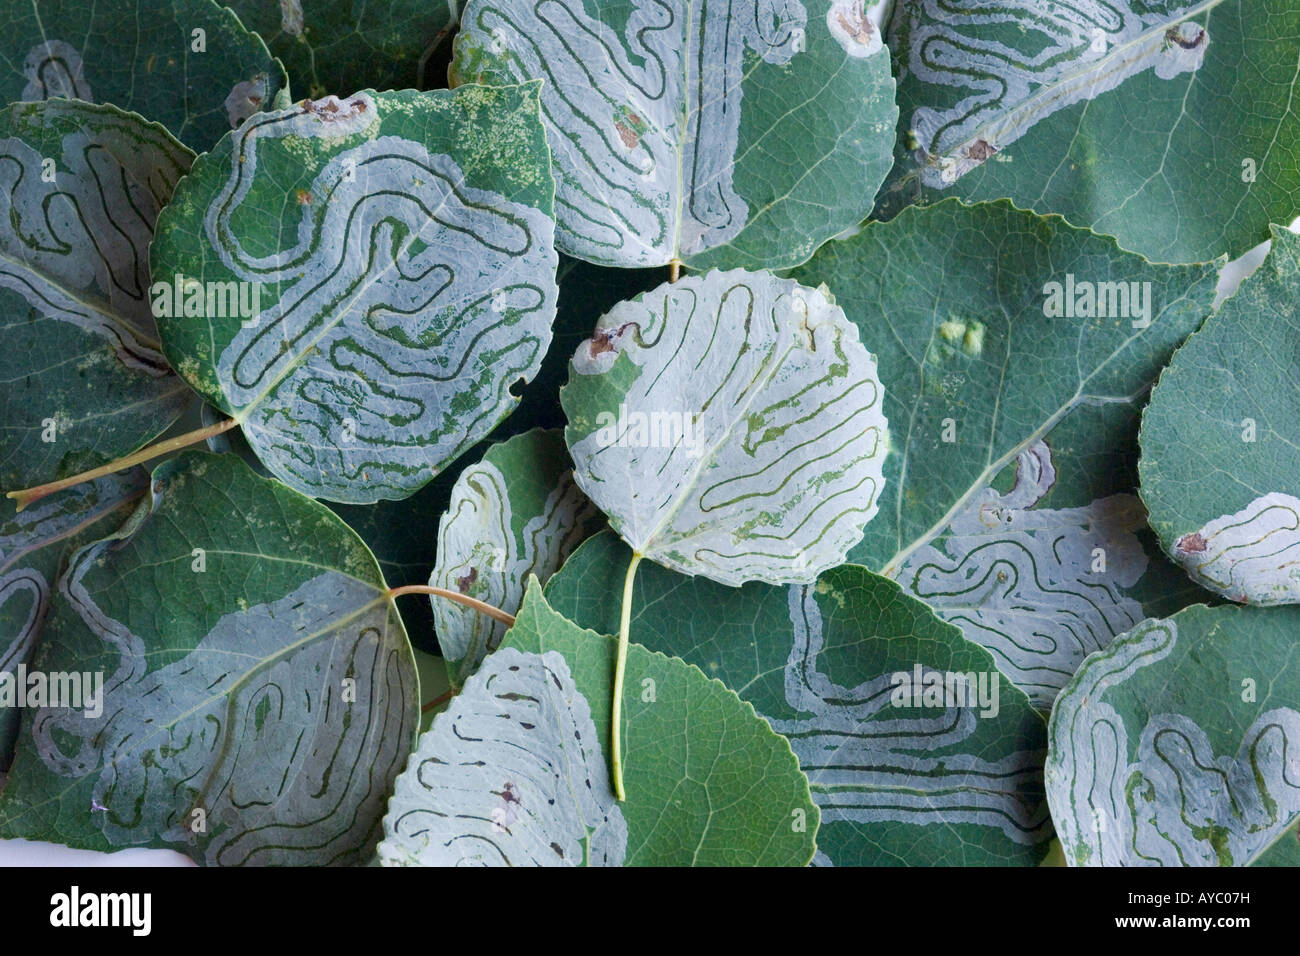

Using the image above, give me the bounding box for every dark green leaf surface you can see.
[1140,227,1300,605]
[225,0,457,99]
[1,0,288,151]
[547,532,1053,865]
[0,472,146,770]
[0,100,195,490]
[791,199,1220,705]
[0,451,419,865]
[881,0,1300,264]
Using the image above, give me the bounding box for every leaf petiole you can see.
[5,416,240,512]
[611,550,644,801]
[385,584,516,627]
[420,689,456,713]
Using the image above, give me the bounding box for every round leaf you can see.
[790,199,1221,704]
[0,451,419,866]
[562,268,888,586]
[151,84,560,503]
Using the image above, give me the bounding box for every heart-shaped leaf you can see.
[1140,226,1300,605]
[1046,604,1300,866]
[451,0,898,269]
[0,472,146,770]
[430,428,601,686]
[224,0,458,99]
[0,451,419,866]
[790,199,1220,705]
[880,0,1300,263]
[378,581,818,866]
[561,268,888,587]
[150,83,560,504]
[0,100,195,490]
[3,0,288,151]
[546,532,1053,865]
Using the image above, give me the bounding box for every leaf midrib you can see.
[918,0,1226,167]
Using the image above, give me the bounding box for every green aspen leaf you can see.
[150,84,559,504]
[451,0,898,270]
[790,199,1220,706]
[1046,604,1300,866]
[378,581,818,866]
[0,472,146,770]
[3,0,288,151]
[880,0,1300,264]
[1140,227,1300,605]
[430,428,601,686]
[224,0,457,99]
[546,531,1053,865]
[0,451,419,866]
[561,268,888,587]
[0,100,195,490]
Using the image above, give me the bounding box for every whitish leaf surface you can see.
[893,440,1155,710]
[562,269,888,586]
[790,200,1220,704]
[0,100,195,490]
[880,0,1300,263]
[547,532,1053,865]
[1046,604,1300,866]
[1140,227,1300,605]
[380,583,818,865]
[151,84,559,504]
[0,472,146,769]
[379,645,627,866]
[451,0,898,269]
[2,0,288,151]
[430,428,600,686]
[0,452,419,866]
[225,0,457,99]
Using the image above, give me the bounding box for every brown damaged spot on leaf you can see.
[295,188,312,205]
[1177,532,1208,553]
[1166,24,1207,50]
[457,567,478,593]
[837,5,876,46]
[588,321,637,357]
[302,96,369,122]
[613,109,647,150]
[615,120,639,149]
[965,139,997,162]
